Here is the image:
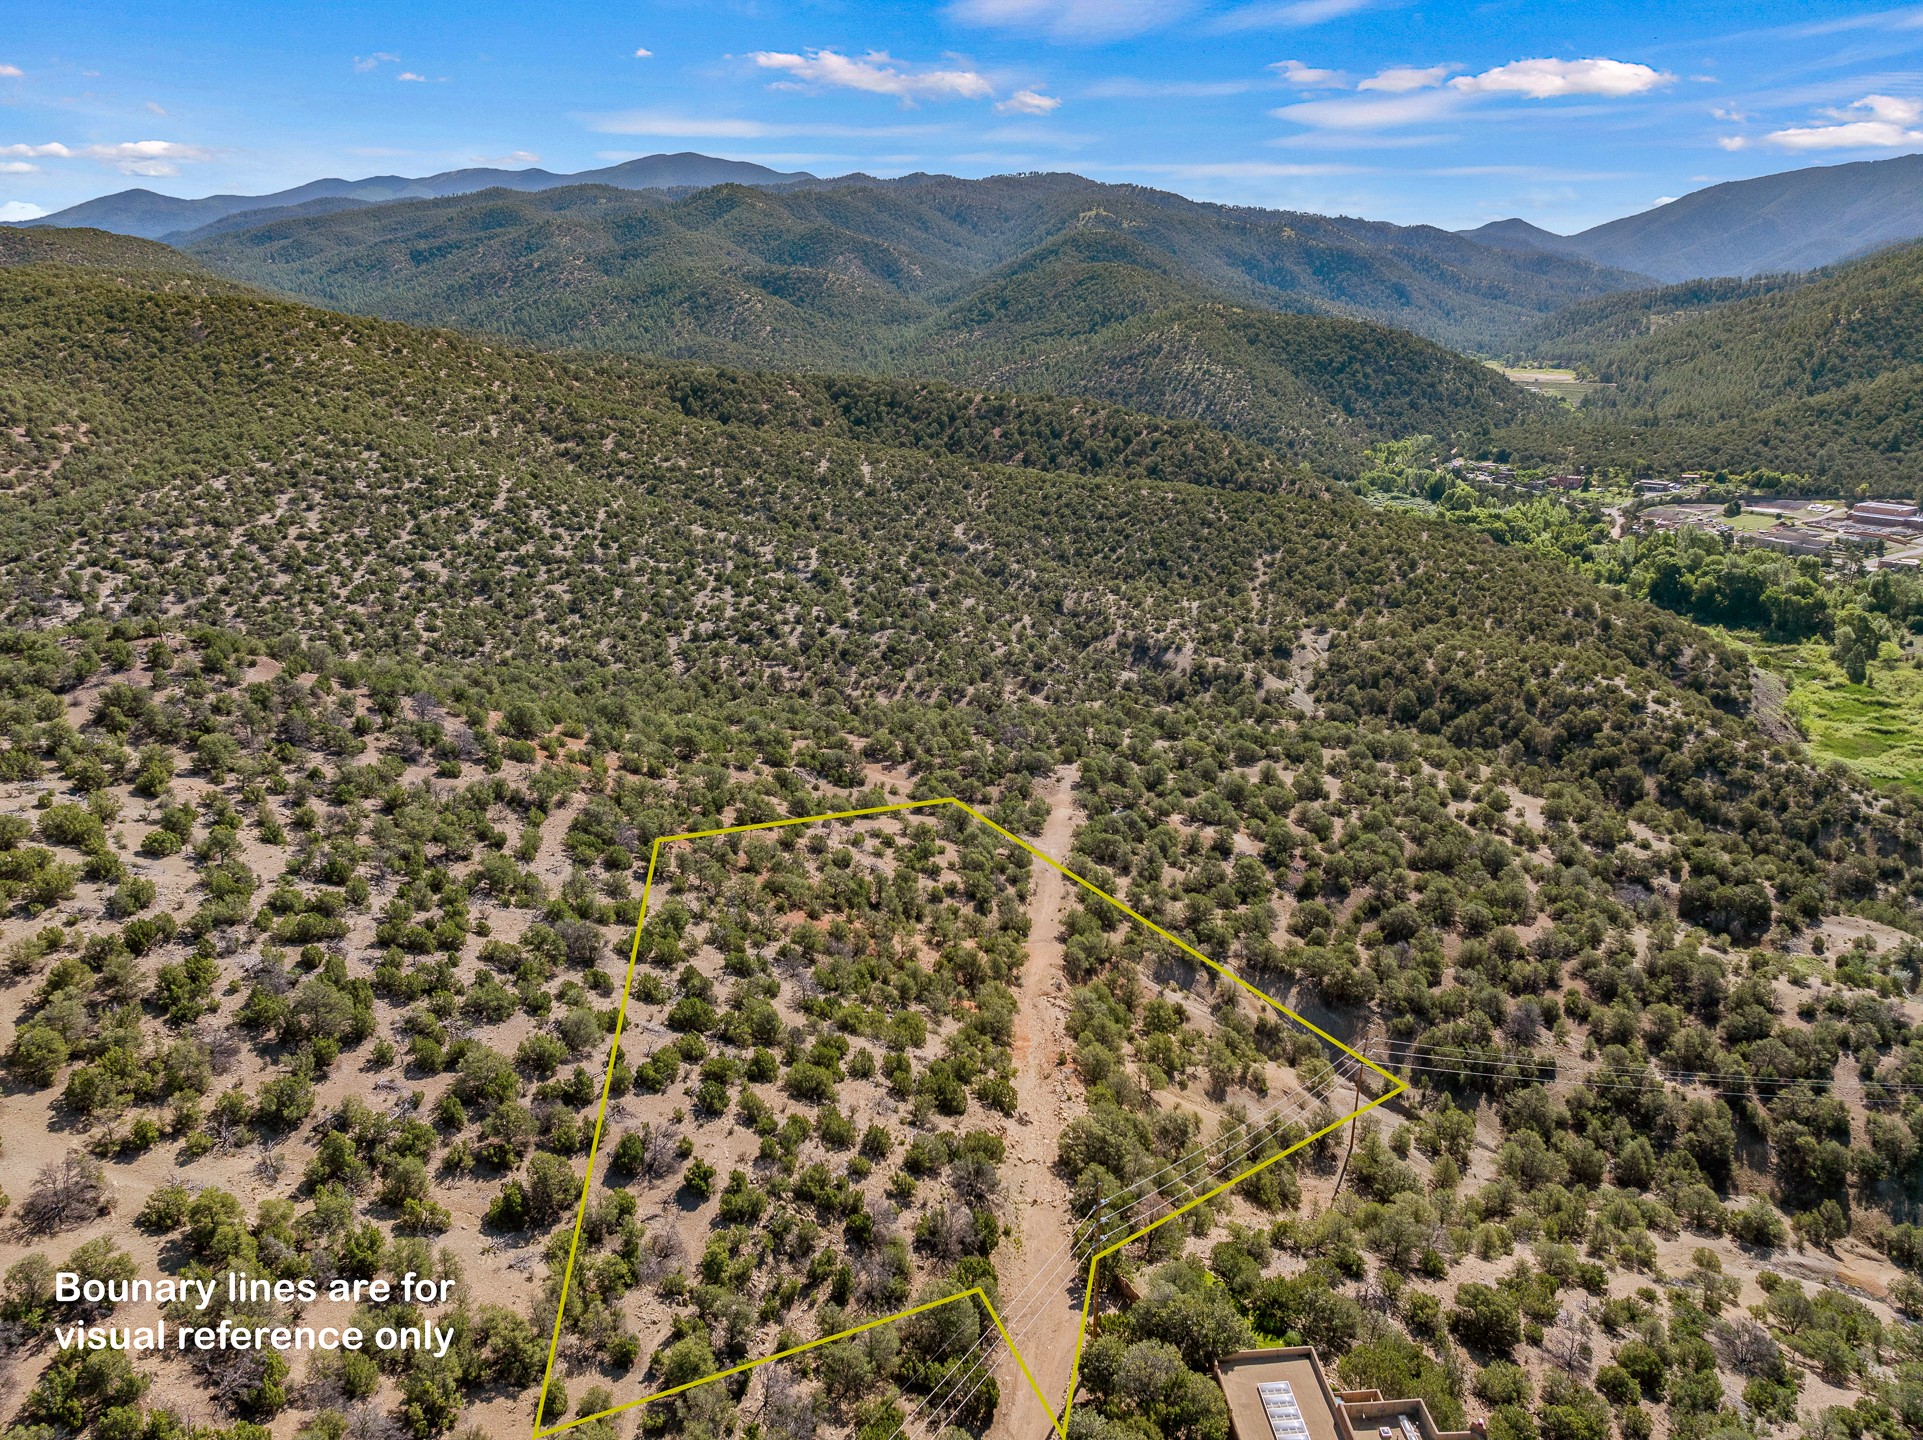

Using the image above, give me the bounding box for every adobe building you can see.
[1214,1348,1482,1440]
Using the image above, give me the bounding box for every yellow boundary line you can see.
[533,797,1403,1440]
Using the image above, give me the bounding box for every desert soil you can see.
[985,769,1084,1440]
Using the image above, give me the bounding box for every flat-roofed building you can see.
[1739,527,1831,556]
[1847,501,1923,532]
[1215,1348,1480,1440]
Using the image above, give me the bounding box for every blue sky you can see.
[6,1,1923,233]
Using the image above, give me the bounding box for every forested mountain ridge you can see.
[175,170,1655,358]
[0,229,1325,486]
[3,252,1923,1440]
[182,172,1646,354]
[1495,241,1923,487]
[10,151,817,242]
[1459,153,1923,282]
[1578,241,1923,419]
[1509,273,1809,368]
[0,224,232,281]
[0,256,1703,707]
[165,174,1589,470]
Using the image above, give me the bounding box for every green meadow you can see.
[1734,633,1923,792]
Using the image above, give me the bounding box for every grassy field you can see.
[1725,511,1784,532]
[1489,362,1600,406]
[1729,632,1923,791]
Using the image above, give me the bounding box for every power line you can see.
[879,1063,1362,1440]
[889,1076,1348,1440]
[1369,1039,1917,1099]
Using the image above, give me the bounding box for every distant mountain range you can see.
[0,207,1552,479]
[27,149,1923,289]
[1460,153,1923,282]
[24,148,1923,485]
[12,152,815,242]
[164,170,1647,466]
[178,170,1639,353]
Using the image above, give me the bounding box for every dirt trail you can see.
[987,768,1083,1440]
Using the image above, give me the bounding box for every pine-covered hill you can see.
[166,174,1597,472]
[1570,242,1923,421]
[5,255,1923,1440]
[1508,273,1809,369]
[880,229,1543,469]
[182,174,1644,355]
[0,257,1683,707]
[0,231,1311,491]
[1496,243,1923,489]
[0,224,238,284]
[1,255,1911,912]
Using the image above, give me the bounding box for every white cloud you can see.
[471,150,540,166]
[1215,0,1377,29]
[353,52,400,73]
[1763,93,1923,150]
[1358,65,1450,93]
[0,64,22,78]
[1083,76,1253,97]
[1114,160,1363,177]
[594,113,778,139]
[397,71,427,82]
[633,48,653,59]
[749,49,993,103]
[1272,54,1668,132]
[587,111,941,140]
[1270,59,1342,85]
[0,160,35,172]
[1654,195,1677,204]
[946,0,1196,41]
[0,200,45,220]
[996,88,1060,114]
[1448,57,1671,99]
[144,100,169,116]
[0,139,212,176]
[1271,90,1460,129]
[1270,129,1449,149]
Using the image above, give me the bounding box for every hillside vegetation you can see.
[0,226,230,281]
[1497,242,1923,489]
[1510,275,1808,369]
[185,174,1644,355]
[0,256,1920,1440]
[1461,154,1923,282]
[161,174,1631,471]
[15,152,817,242]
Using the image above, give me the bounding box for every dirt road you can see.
[986,768,1084,1440]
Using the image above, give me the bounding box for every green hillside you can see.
[1581,241,1923,420]
[1497,242,1923,487]
[5,252,1923,1440]
[166,174,1620,471]
[883,233,1542,467]
[186,174,1646,355]
[1511,273,1807,367]
[0,257,1676,703]
[0,224,230,281]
